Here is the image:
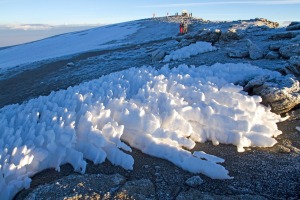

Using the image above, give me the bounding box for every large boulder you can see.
[247,39,264,60]
[270,32,299,40]
[285,56,300,76]
[219,28,244,42]
[196,29,222,44]
[254,18,279,28]
[244,75,300,114]
[279,44,300,58]
[286,22,300,31]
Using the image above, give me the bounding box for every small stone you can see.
[185,176,204,187]
[142,165,149,169]
[277,145,291,153]
[66,62,75,67]
[269,43,284,51]
[151,49,166,62]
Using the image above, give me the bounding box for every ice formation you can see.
[0,63,284,199]
[164,41,217,62]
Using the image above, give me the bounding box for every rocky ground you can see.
[1,17,299,199]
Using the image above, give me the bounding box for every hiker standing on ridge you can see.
[183,20,188,34]
[179,21,183,34]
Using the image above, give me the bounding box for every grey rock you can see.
[116,179,155,200]
[219,28,244,42]
[286,22,300,31]
[269,43,285,51]
[247,39,264,60]
[25,173,126,200]
[227,49,249,58]
[66,62,75,67]
[183,32,198,40]
[285,56,300,76]
[254,18,279,28]
[178,39,193,48]
[196,29,222,44]
[291,34,300,43]
[270,32,299,40]
[185,176,204,187]
[151,49,166,62]
[173,36,183,42]
[176,189,268,200]
[279,44,300,58]
[244,75,300,114]
[277,145,291,153]
[265,51,280,60]
[288,21,300,27]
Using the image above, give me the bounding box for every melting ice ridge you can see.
[0,63,284,199]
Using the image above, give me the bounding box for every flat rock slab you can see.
[270,32,299,40]
[24,173,126,200]
[115,179,156,200]
[176,189,267,200]
[279,44,300,58]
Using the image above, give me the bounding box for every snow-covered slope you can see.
[0,22,140,70]
[0,19,179,73]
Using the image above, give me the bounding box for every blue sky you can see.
[0,0,300,25]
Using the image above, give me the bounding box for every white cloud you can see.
[3,24,54,31]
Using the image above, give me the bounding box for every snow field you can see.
[0,63,284,199]
[0,22,140,70]
[164,41,217,62]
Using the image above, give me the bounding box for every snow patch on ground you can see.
[0,63,284,199]
[164,42,217,62]
[0,22,140,71]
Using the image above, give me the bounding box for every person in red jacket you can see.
[179,22,183,34]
